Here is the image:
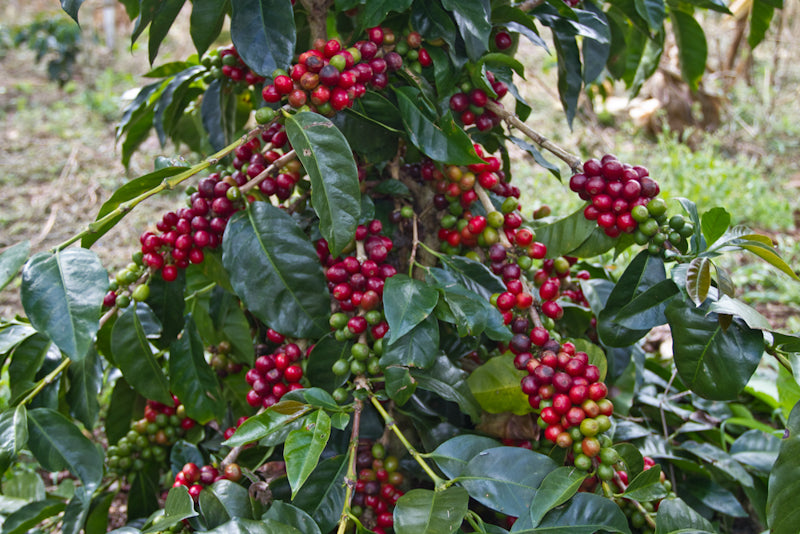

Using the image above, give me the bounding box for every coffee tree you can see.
[0,0,797,533]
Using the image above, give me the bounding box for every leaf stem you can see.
[485,101,582,171]
[19,357,71,406]
[409,214,420,278]
[368,394,446,490]
[337,398,363,534]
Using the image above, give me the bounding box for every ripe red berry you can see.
[494,31,513,50]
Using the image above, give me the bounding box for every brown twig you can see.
[336,397,363,534]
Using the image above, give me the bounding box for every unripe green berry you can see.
[501,197,518,214]
[647,198,667,217]
[116,295,131,308]
[332,359,350,376]
[631,205,650,223]
[401,205,414,219]
[132,284,150,302]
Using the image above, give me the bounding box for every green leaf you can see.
[622,466,668,501]
[148,0,185,64]
[666,298,764,400]
[670,9,707,91]
[60,0,85,23]
[222,202,330,339]
[683,478,747,518]
[748,0,775,50]
[614,279,679,330]
[393,86,482,165]
[380,315,440,369]
[708,295,771,331]
[439,255,506,298]
[700,207,730,247]
[467,353,532,415]
[456,446,557,516]
[442,0,491,60]
[21,249,107,361]
[127,463,161,520]
[411,354,482,422]
[284,112,361,257]
[579,5,611,83]
[66,348,102,429]
[0,241,30,292]
[106,377,143,444]
[552,28,583,127]
[169,316,224,424]
[767,401,800,534]
[85,492,115,534]
[431,275,511,341]
[384,275,440,344]
[203,518,296,533]
[385,366,418,406]
[528,492,630,533]
[230,0,295,76]
[654,498,715,534]
[393,486,469,534]
[82,166,185,248]
[198,479,254,529]
[359,0,414,29]
[285,410,332,498]
[224,400,311,447]
[730,428,780,474]
[27,407,104,495]
[190,0,228,57]
[146,268,186,349]
[153,66,206,145]
[289,455,348,533]
[9,333,57,404]
[508,136,561,180]
[202,79,232,151]
[529,467,587,527]
[262,501,322,534]
[0,405,28,475]
[686,257,712,306]
[533,208,597,259]
[0,323,36,357]
[598,251,667,347]
[2,499,66,534]
[282,387,342,413]
[305,336,351,392]
[142,486,199,533]
[430,435,501,479]
[634,0,665,32]
[111,304,173,405]
[737,240,800,281]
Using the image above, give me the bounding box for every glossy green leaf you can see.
[60,0,85,23]
[359,0,414,29]
[410,0,459,58]
[0,241,29,292]
[767,401,800,533]
[170,440,205,477]
[684,478,747,518]
[411,354,482,422]
[262,501,322,534]
[190,0,227,57]
[534,208,597,259]
[203,518,297,533]
[666,298,764,400]
[748,0,775,50]
[222,202,330,339]
[654,498,715,534]
[708,295,771,331]
[27,408,103,495]
[634,0,665,32]
[142,486,198,533]
[284,112,360,257]
[199,479,254,529]
[394,86,482,165]
[169,316,224,424]
[439,255,506,298]
[622,466,667,501]
[598,251,667,347]
[305,336,350,392]
[62,492,92,534]
[527,492,630,533]
[679,441,753,488]
[2,499,66,534]
[202,79,233,152]
[8,333,52,402]
[394,486,469,534]
[225,400,311,447]
[432,278,511,342]
[729,429,780,474]
[614,279,679,330]
[0,405,27,475]
[106,377,143,445]
[457,446,557,516]
[380,315,440,369]
[508,136,561,179]
[333,109,401,163]
[127,463,161,520]
[442,0,491,60]
[282,388,342,413]
[467,352,532,415]
[384,275,440,344]
[66,347,102,429]
[385,366,418,406]
[148,0,185,63]
[289,455,347,533]
[529,467,587,527]
[552,28,582,127]
[0,324,36,357]
[153,66,206,145]
[82,166,185,247]
[579,4,611,83]
[111,304,173,405]
[21,249,107,361]
[285,410,332,498]
[230,0,295,76]
[430,435,501,479]
[737,240,800,281]
[85,491,115,534]
[146,268,186,349]
[686,257,712,306]
[700,207,730,247]
[670,9,707,90]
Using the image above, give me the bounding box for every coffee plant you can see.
[0,0,797,533]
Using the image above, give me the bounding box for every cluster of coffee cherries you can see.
[106,397,196,475]
[102,253,150,308]
[139,171,247,282]
[449,71,508,131]
[173,461,243,500]
[244,335,307,409]
[351,441,405,534]
[389,30,432,74]
[630,198,694,256]
[208,341,244,378]
[515,340,613,453]
[201,45,266,86]
[261,27,405,115]
[569,155,661,237]
[614,457,673,534]
[529,256,593,324]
